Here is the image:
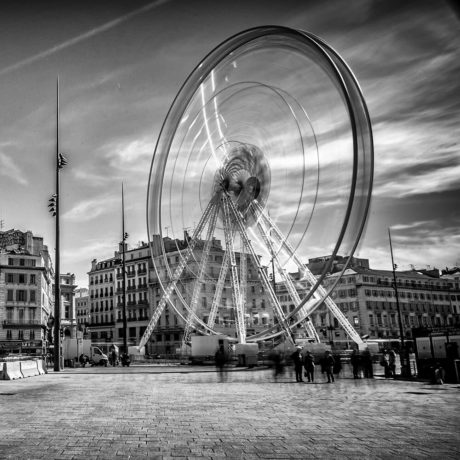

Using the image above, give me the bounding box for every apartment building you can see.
[305,256,460,346]
[0,229,53,355]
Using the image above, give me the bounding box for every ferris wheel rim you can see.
[144,26,374,346]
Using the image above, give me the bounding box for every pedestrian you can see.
[361,349,373,378]
[388,350,396,378]
[291,346,304,382]
[270,349,285,381]
[433,362,445,385]
[380,349,390,378]
[303,350,315,382]
[215,344,228,382]
[324,350,335,383]
[350,349,360,379]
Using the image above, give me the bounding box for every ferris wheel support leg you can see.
[254,200,363,346]
[182,204,220,346]
[240,240,248,315]
[138,197,218,350]
[222,195,246,343]
[227,197,295,346]
[255,217,320,343]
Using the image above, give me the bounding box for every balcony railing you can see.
[3,319,42,327]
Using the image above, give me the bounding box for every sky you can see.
[0,0,459,289]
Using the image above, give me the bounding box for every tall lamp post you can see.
[388,228,410,377]
[48,77,68,372]
[121,184,128,355]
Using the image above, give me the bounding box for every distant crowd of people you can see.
[268,346,401,383]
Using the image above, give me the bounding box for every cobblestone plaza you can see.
[1,367,459,459]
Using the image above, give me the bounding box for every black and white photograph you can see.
[1,1,459,459]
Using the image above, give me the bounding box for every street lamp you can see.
[388,228,411,377]
[48,78,68,372]
[121,184,128,355]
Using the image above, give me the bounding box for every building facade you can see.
[59,272,77,339]
[0,229,54,355]
[87,236,274,355]
[305,257,460,347]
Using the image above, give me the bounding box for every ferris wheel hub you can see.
[213,142,271,222]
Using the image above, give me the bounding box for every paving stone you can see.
[0,367,459,459]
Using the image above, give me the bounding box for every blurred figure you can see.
[361,349,373,378]
[109,344,119,367]
[291,346,304,382]
[388,350,397,378]
[79,353,89,367]
[269,349,285,381]
[350,349,361,379]
[215,344,228,382]
[380,349,390,378]
[324,350,335,383]
[303,351,315,382]
[433,362,445,385]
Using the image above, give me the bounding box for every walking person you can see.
[350,349,360,379]
[303,351,315,382]
[215,344,228,382]
[291,346,304,382]
[270,349,285,381]
[324,350,335,383]
[380,349,390,378]
[388,349,396,378]
[361,349,373,378]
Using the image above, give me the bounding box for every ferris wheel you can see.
[138,26,373,351]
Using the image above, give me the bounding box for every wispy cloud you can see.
[104,138,154,173]
[62,195,119,222]
[0,150,28,186]
[0,0,173,78]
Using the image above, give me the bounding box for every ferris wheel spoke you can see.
[138,197,218,350]
[182,203,220,345]
[226,196,295,345]
[222,195,246,343]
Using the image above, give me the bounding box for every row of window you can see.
[336,301,360,312]
[364,289,452,301]
[90,273,114,284]
[332,289,357,298]
[6,289,37,303]
[116,263,148,277]
[365,300,452,314]
[4,329,37,340]
[90,299,114,312]
[6,273,37,285]
[5,307,38,321]
[369,313,454,328]
[90,287,114,298]
[7,258,36,267]
[362,275,449,290]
